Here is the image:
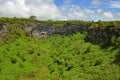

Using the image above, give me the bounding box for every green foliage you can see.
[0,17,120,80]
[0,33,120,80]
[29,15,37,20]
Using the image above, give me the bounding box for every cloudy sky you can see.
[0,0,120,21]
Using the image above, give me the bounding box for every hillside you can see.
[0,17,120,80]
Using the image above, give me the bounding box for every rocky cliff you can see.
[0,21,120,44]
[0,24,8,40]
[86,25,120,43]
[30,24,88,39]
[25,24,120,44]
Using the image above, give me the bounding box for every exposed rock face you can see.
[32,30,48,39]
[29,24,120,42]
[23,26,33,32]
[1,22,120,44]
[0,24,4,32]
[0,24,7,37]
[30,24,88,39]
[86,26,120,43]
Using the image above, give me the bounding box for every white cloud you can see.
[0,0,119,21]
[0,0,29,17]
[64,6,94,20]
[91,0,102,6]
[61,5,120,21]
[25,0,62,20]
[110,1,120,8]
[96,9,120,21]
[103,12,113,18]
[0,0,62,20]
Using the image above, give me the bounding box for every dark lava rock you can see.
[0,24,4,31]
[30,24,88,39]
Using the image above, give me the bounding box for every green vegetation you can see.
[0,17,120,80]
[29,15,37,20]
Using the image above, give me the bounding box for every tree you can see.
[29,15,37,20]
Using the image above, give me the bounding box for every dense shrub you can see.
[0,17,120,80]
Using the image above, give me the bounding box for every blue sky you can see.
[54,0,120,20]
[0,0,120,21]
[54,0,91,8]
[54,0,120,12]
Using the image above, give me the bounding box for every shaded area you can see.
[84,25,120,50]
[113,51,120,66]
[0,24,3,31]
[31,24,88,39]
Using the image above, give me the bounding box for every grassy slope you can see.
[0,32,120,80]
[0,18,120,80]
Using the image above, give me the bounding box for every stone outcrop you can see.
[85,25,120,43]
[30,24,88,39]
[0,24,4,31]
[0,24,8,39]
[1,22,120,44]
[24,24,120,43]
